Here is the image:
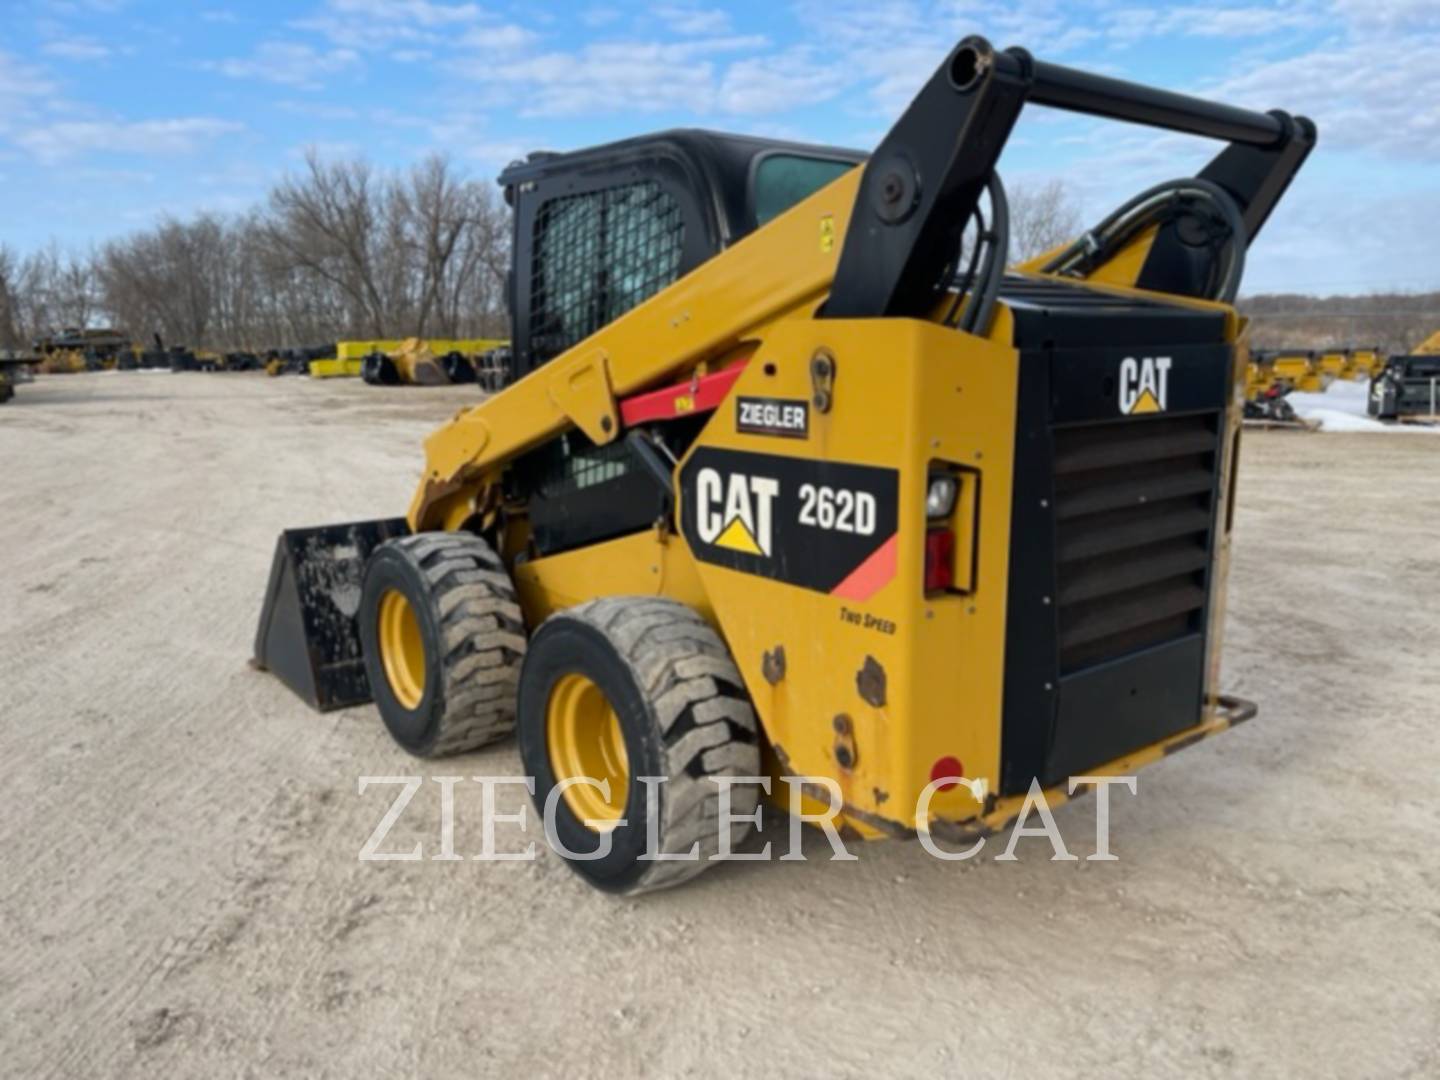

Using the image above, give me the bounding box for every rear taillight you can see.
[922,464,977,595]
[924,529,954,592]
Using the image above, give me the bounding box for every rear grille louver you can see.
[1052,413,1219,673]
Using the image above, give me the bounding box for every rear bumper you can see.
[922,693,1256,845]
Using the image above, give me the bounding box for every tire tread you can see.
[551,596,761,895]
[384,532,526,757]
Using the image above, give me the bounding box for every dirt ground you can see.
[2,371,1438,1079]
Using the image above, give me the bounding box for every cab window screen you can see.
[530,181,684,361]
[753,155,855,225]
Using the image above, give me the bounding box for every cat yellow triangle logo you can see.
[715,516,764,555]
[1118,355,1172,415]
[1128,387,1162,414]
[696,466,778,557]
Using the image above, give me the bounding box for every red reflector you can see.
[924,529,954,592]
[930,756,965,792]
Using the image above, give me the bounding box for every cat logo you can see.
[1119,355,1172,415]
[695,467,778,557]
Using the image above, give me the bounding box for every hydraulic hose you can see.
[945,171,1010,337]
[964,172,1010,336]
[1039,177,1247,303]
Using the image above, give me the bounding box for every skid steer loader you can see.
[254,36,1314,894]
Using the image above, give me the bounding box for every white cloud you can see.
[717,52,848,114]
[275,99,361,121]
[14,118,245,164]
[41,37,112,60]
[1102,4,1327,45]
[655,5,732,35]
[1329,0,1438,30]
[0,52,59,105]
[39,0,128,12]
[288,139,364,160]
[1242,184,1440,293]
[1210,47,1440,160]
[580,7,622,28]
[0,52,62,140]
[327,0,482,27]
[295,0,489,50]
[455,24,537,51]
[464,35,771,117]
[207,42,360,89]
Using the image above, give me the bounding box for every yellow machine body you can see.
[253,34,1313,860]
[400,170,1253,839]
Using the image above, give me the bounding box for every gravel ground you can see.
[2,372,1437,1078]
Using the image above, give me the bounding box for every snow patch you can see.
[1288,379,1440,434]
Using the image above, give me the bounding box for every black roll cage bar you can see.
[825,36,1316,321]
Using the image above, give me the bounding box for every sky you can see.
[1,0,1438,296]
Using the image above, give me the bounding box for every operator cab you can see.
[499,130,865,383]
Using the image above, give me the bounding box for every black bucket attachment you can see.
[253,519,410,711]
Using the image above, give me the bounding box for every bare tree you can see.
[0,246,21,348]
[1008,179,1083,262]
[6,150,511,350]
[263,152,391,338]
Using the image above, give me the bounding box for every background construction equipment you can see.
[1370,331,1440,421]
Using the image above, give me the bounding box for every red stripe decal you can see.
[829,533,899,602]
[618,363,747,427]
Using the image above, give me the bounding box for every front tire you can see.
[517,597,761,895]
[359,532,526,757]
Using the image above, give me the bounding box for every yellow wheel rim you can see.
[546,673,630,828]
[378,589,427,710]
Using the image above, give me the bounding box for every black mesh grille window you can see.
[527,434,634,499]
[530,181,685,362]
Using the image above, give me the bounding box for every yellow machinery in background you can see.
[267,345,334,377]
[1411,331,1440,355]
[1345,346,1385,380]
[311,339,396,378]
[254,36,1314,895]
[352,337,507,385]
[1270,349,1328,392]
[1313,346,1383,383]
[34,329,130,373]
[1317,349,1348,382]
[1244,350,1305,426]
[313,342,506,385]
[308,346,363,379]
[38,349,87,375]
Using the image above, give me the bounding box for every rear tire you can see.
[517,597,761,895]
[359,532,526,757]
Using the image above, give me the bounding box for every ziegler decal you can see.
[680,447,899,599]
[1118,355,1172,415]
[736,395,810,439]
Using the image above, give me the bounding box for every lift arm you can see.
[826,37,1314,321]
